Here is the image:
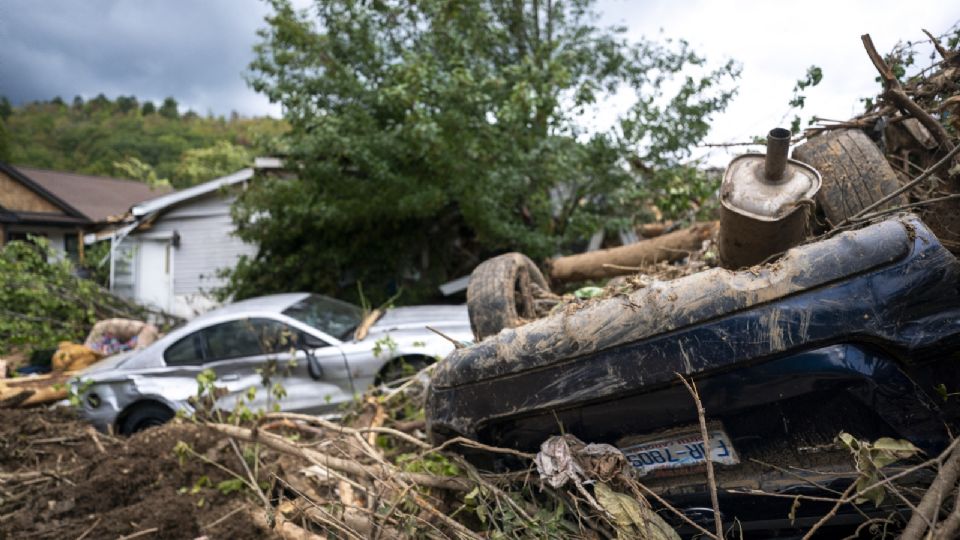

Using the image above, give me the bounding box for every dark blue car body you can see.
[426,215,960,533]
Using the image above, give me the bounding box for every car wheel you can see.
[376,355,433,385]
[467,252,549,341]
[119,402,175,435]
[792,129,905,226]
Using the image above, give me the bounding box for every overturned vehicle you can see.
[426,131,960,534]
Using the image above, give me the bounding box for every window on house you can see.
[6,231,47,243]
[64,234,80,262]
[5,232,49,261]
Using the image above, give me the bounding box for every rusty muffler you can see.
[718,128,821,269]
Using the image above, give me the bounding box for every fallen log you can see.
[548,222,718,282]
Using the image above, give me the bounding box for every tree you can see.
[159,97,179,119]
[2,95,286,181]
[0,96,11,120]
[141,101,156,115]
[0,118,10,161]
[116,95,139,114]
[112,156,170,188]
[173,140,251,187]
[232,0,739,303]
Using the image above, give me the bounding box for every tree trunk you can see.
[548,222,717,282]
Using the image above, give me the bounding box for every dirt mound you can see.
[0,408,271,540]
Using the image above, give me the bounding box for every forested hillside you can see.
[0,95,286,188]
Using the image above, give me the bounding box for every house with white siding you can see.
[99,163,277,319]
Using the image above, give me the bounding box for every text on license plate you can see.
[620,429,739,475]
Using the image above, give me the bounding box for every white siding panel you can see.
[132,194,256,297]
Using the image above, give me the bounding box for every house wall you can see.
[128,192,256,318]
[4,225,73,261]
[0,170,64,214]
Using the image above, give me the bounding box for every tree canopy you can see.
[229,0,740,303]
[3,95,286,188]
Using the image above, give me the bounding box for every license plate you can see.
[620,428,739,475]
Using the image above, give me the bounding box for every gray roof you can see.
[131,168,254,218]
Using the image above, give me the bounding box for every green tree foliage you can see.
[0,118,10,162]
[0,239,155,353]
[174,140,252,186]
[229,0,739,303]
[159,97,180,119]
[0,96,12,120]
[112,156,170,188]
[3,94,286,187]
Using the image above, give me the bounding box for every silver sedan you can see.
[73,293,472,434]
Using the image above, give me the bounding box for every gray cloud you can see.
[0,0,279,116]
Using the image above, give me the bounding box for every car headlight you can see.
[86,392,102,408]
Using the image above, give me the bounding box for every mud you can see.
[0,408,272,539]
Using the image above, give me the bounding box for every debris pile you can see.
[0,376,690,539]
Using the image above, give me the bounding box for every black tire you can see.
[119,402,174,435]
[792,129,905,226]
[466,252,549,341]
[375,355,434,385]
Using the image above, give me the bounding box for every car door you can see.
[199,317,300,415]
[250,319,346,414]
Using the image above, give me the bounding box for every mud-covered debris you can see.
[535,434,629,488]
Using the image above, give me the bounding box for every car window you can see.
[282,294,363,340]
[164,333,205,366]
[202,319,265,361]
[200,318,319,361]
[253,318,323,353]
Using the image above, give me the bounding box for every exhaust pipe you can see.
[764,128,791,182]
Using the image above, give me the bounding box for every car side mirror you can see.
[300,332,327,349]
[298,333,324,380]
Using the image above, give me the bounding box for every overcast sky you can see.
[1,0,958,164]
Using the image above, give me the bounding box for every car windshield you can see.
[283,294,364,340]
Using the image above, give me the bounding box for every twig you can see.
[116,528,159,540]
[228,437,271,509]
[630,480,719,539]
[200,505,245,531]
[922,29,951,60]
[676,373,723,540]
[748,458,845,496]
[700,141,763,148]
[726,489,842,504]
[801,483,857,540]
[426,325,465,349]
[429,435,537,460]
[274,477,366,540]
[850,193,960,223]
[205,422,472,491]
[85,427,105,455]
[262,412,430,449]
[372,485,412,540]
[74,516,101,540]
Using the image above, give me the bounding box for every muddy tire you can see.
[120,402,174,435]
[467,253,549,341]
[792,129,905,225]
